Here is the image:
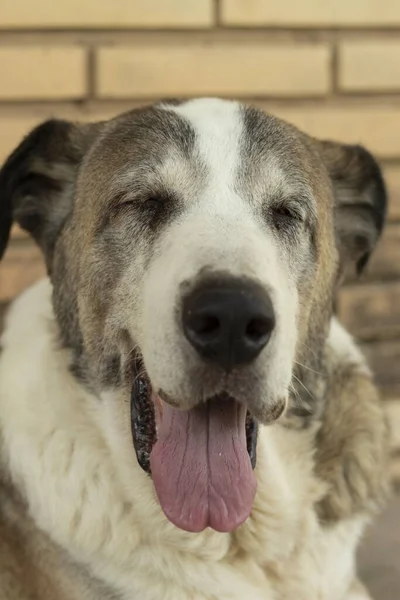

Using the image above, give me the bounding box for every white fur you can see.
[328,317,371,376]
[168,98,243,214]
[136,99,298,419]
[0,279,368,599]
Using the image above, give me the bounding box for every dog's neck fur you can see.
[0,280,372,599]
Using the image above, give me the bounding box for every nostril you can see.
[245,316,274,344]
[246,317,267,342]
[182,278,275,370]
[190,313,220,341]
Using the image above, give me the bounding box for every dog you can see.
[0,98,390,599]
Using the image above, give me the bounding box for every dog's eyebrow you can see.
[108,166,160,198]
[290,192,318,223]
[264,172,317,223]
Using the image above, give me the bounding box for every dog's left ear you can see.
[317,140,387,276]
[0,119,100,270]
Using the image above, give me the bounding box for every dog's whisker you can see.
[127,344,142,362]
[288,383,302,407]
[294,360,322,377]
[291,374,316,402]
[299,342,319,361]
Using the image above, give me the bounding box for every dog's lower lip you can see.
[130,365,156,473]
[246,412,258,468]
[130,360,259,475]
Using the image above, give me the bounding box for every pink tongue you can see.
[150,398,257,533]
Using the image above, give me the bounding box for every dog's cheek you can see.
[139,269,185,398]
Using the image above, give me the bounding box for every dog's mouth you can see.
[130,361,258,533]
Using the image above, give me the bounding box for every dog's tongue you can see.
[150,397,257,533]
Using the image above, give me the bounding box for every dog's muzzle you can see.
[130,278,278,534]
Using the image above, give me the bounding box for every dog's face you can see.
[0,99,386,534]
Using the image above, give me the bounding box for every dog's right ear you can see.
[0,119,100,269]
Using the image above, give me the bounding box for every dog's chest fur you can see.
[0,279,371,600]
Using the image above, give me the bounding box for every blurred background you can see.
[0,1,399,597]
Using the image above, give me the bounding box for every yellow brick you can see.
[96,44,331,99]
[0,0,213,28]
[268,106,400,159]
[339,41,400,92]
[0,47,86,100]
[11,225,27,240]
[363,341,400,393]
[367,225,400,280]
[0,244,45,303]
[221,0,400,27]
[384,166,400,221]
[0,116,42,165]
[338,282,400,340]
[389,456,400,487]
[385,399,400,452]
[0,108,119,166]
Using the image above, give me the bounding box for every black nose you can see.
[182,278,275,371]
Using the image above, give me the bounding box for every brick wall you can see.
[1,1,400,461]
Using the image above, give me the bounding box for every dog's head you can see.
[0,99,386,533]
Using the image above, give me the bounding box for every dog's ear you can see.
[317,140,387,276]
[0,119,99,269]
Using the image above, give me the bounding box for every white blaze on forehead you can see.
[163,99,309,214]
[164,98,244,212]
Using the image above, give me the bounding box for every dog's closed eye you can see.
[107,191,179,235]
[143,195,166,210]
[269,203,306,234]
[111,193,167,215]
[273,204,303,224]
